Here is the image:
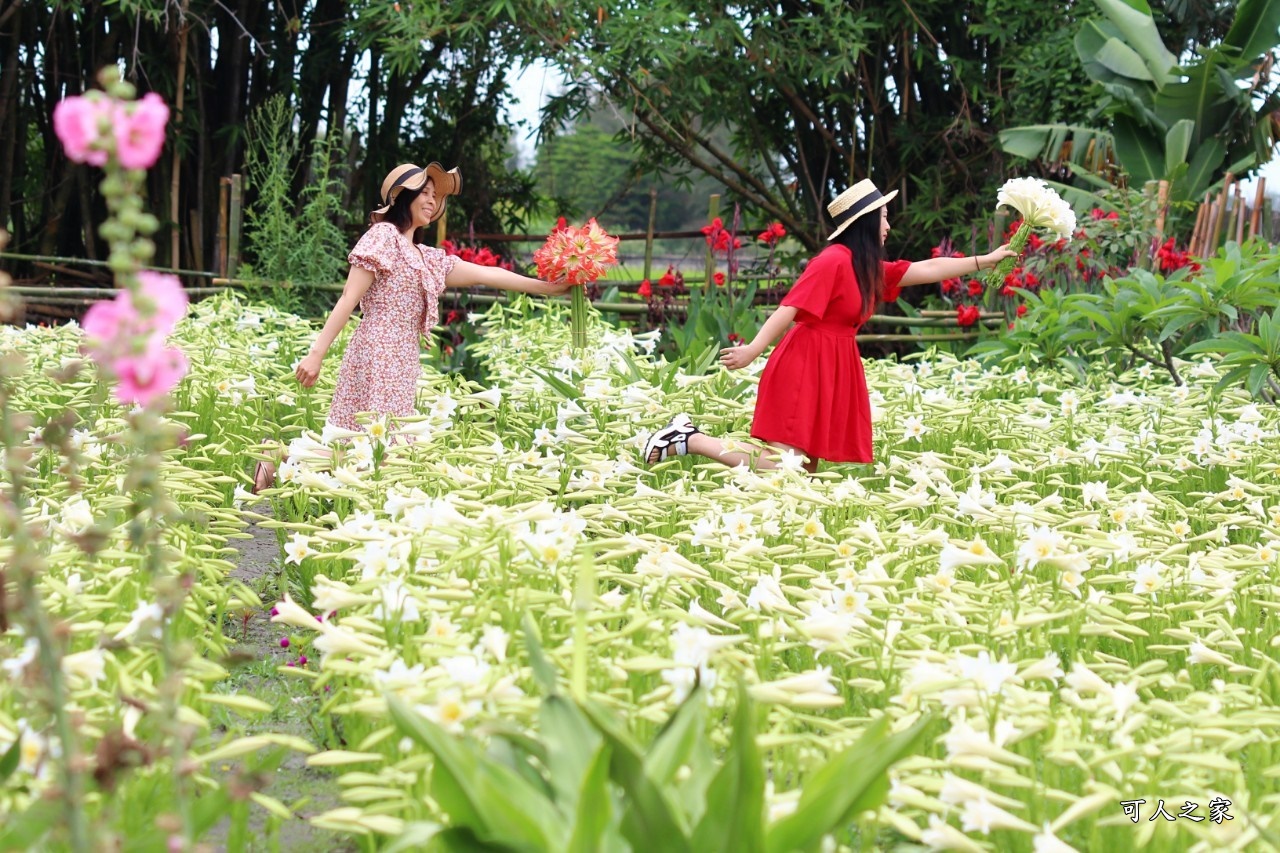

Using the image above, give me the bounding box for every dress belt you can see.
[795,321,858,338]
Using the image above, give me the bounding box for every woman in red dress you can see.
[642,179,1016,473]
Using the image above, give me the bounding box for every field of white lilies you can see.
[5,291,1280,851]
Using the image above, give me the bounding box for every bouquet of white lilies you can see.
[986,177,1076,289]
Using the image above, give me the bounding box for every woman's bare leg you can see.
[684,434,817,473]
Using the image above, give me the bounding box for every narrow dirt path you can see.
[209,504,354,851]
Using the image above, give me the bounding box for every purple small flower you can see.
[270,606,279,616]
[297,655,308,666]
[286,660,295,667]
[279,637,290,648]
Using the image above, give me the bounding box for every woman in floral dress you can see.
[253,163,567,491]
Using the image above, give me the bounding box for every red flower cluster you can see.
[1089,208,1120,221]
[956,304,982,327]
[638,279,653,299]
[1155,238,1201,275]
[658,265,684,290]
[533,218,620,286]
[713,271,726,287]
[727,332,744,345]
[440,240,511,270]
[1000,267,1041,297]
[931,243,966,295]
[757,222,787,246]
[701,217,742,254]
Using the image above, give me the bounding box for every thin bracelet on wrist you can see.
[974,256,981,272]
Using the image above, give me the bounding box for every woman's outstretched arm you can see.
[720,304,799,370]
[295,266,374,387]
[898,244,1017,287]
[445,260,571,296]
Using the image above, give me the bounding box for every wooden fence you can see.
[24,178,1243,344]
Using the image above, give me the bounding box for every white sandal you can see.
[642,414,701,465]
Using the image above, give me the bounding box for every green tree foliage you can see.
[507,0,1099,254]
[0,0,541,274]
[241,96,351,314]
[1001,0,1280,208]
[533,117,726,231]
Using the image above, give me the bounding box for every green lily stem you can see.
[985,221,1032,290]
[0,385,91,853]
[572,550,596,701]
[571,285,588,352]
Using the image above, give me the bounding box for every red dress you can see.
[750,245,911,463]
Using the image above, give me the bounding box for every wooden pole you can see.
[1250,178,1266,241]
[1234,185,1246,244]
[1154,180,1169,244]
[1208,173,1233,255]
[1189,193,1209,256]
[703,193,720,290]
[228,173,244,279]
[643,188,657,282]
[217,177,230,277]
[435,208,447,247]
[169,0,191,268]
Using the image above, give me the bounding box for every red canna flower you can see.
[713,271,726,287]
[967,280,984,297]
[1016,304,1028,317]
[956,304,981,327]
[638,279,652,298]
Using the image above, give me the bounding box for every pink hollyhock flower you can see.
[81,295,139,346]
[114,93,169,170]
[53,96,109,167]
[136,271,188,331]
[112,344,188,406]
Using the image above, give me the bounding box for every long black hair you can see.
[372,185,422,231]
[832,211,886,321]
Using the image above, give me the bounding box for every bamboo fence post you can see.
[1189,193,1209,256]
[1208,172,1234,254]
[227,173,244,279]
[643,188,657,282]
[1234,185,1246,244]
[188,209,203,271]
[169,0,191,268]
[217,177,230,277]
[703,193,720,289]
[1249,179,1266,241]
[1154,179,1169,244]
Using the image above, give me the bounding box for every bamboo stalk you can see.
[443,228,716,243]
[1234,186,1246,243]
[918,309,1003,319]
[643,188,657,282]
[856,332,984,342]
[1189,193,1210,256]
[0,251,220,279]
[217,177,229,277]
[170,0,191,267]
[1250,178,1266,240]
[1209,172,1234,253]
[228,173,244,279]
[1154,179,1169,244]
[703,193,720,291]
[10,286,229,297]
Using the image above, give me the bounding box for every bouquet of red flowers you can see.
[534,218,619,350]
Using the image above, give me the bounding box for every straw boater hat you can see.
[826,179,898,241]
[372,162,462,223]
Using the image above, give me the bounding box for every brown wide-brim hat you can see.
[371,162,462,223]
[827,179,898,241]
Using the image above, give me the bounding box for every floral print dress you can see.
[328,222,457,430]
